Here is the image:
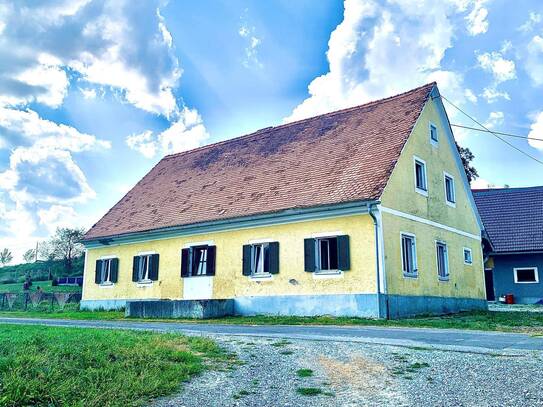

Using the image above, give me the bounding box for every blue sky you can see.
[1,0,543,262]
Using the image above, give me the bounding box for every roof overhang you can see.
[83,199,378,248]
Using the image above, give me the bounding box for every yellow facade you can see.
[83,214,377,302]
[380,96,485,300]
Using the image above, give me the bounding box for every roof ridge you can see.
[473,185,543,193]
[163,82,436,161]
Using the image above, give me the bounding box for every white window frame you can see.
[98,255,117,286]
[413,156,428,197]
[513,267,539,284]
[136,251,156,285]
[463,247,473,265]
[429,122,438,145]
[435,241,449,281]
[400,232,418,278]
[99,258,113,285]
[443,171,456,207]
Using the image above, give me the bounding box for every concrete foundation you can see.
[125,299,234,319]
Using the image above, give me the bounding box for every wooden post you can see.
[24,293,28,311]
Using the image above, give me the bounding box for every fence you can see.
[55,276,83,286]
[0,292,82,311]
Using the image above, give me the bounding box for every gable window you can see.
[430,123,438,144]
[444,173,456,206]
[401,233,417,277]
[414,157,428,195]
[304,235,350,273]
[181,245,216,277]
[463,248,473,265]
[514,267,539,284]
[132,253,159,283]
[242,242,279,277]
[95,258,119,285]
[436,242,449,280]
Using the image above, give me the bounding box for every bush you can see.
[51,278,58,286]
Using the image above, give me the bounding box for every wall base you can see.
[126,299,234,319]
[80,299,127,311]
[386,295,488,319]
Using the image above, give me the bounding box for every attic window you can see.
[430,123,438,144]
[444,173,456,206]
[414,157,428,195]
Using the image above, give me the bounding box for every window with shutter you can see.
[312,235,350,272]
[243,242,280,277]
[181,245,216,277]
[96,258,117,285]
[132,254,154,283]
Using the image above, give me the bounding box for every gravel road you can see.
[153,335,543,407]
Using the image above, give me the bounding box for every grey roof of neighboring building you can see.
[473,186,543,253]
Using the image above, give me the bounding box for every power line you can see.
[450,124,543,142]
[437,95,543,166]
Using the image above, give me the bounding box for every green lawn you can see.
[0,280,81,293]
[0,324,229,407]
[0,309,542,334]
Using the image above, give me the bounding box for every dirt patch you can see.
[319,355,388,391]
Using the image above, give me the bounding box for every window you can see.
[95,258,118,285]
[181,245,216,277]
[514,267,539,284]
[414,157,427,194]
[436,242,449,280]
[132,254,159,283]
[304,235,350,273]
[444,173,456,205]
[463,248,473,265]
[430,123,438,143]
[242,242,279,276]
[401,233,417,277]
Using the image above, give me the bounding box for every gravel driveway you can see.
[153,335,543,407]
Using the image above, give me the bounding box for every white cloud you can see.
[527,111,543,151]
[477,51,516,83]
[519,12,541,33]
[464,88,478,103]
[239,18,262,69]
[484,111,504,128]
[79,87,97,99]
[525,35,543,86]
[480,86,510,103]
[286,0,473,123]
[38,205,79,234]
[0,1,181,116]
[465,0,489,36]
[126,107,209,158]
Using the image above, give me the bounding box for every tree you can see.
[48,227,85,272]
[456,142,478,184]
[0,248,13,266]
[23,248,36,263]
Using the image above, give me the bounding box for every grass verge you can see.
[0,310,542,334]
[0,324,229,407]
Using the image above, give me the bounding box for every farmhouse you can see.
[474,186,543,304]
[81,83,487,318]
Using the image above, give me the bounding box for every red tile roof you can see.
[84,82,435,240]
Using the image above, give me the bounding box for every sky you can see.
[1,0,543,263]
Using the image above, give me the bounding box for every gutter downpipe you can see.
[369,203,388,319]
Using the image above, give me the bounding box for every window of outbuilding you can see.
[514,267,539,284]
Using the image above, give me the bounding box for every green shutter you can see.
[304,238,316,272]
[206,246,216,276]
[337,235,350,271]
[149,254,160,281]
[242,245,252,276]
[132,256,140,282]
[180,248,190,277]
[266,242,279,274]
[95,260,102,284]
[110,258,119,283]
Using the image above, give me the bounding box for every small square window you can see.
[414,158,427,194]
[463,248,473,265]
[436,242,449,280]
[444,174,456,204]
[401,233,417,276]
[514,268,539,284]
[430,123,438,143]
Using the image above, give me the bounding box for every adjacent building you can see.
[474,186,543,304]
[81,83,487,318]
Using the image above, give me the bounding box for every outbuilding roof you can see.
[84,82,435,240]
[473,186,543,253]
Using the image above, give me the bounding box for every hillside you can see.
[0,256,84,284]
